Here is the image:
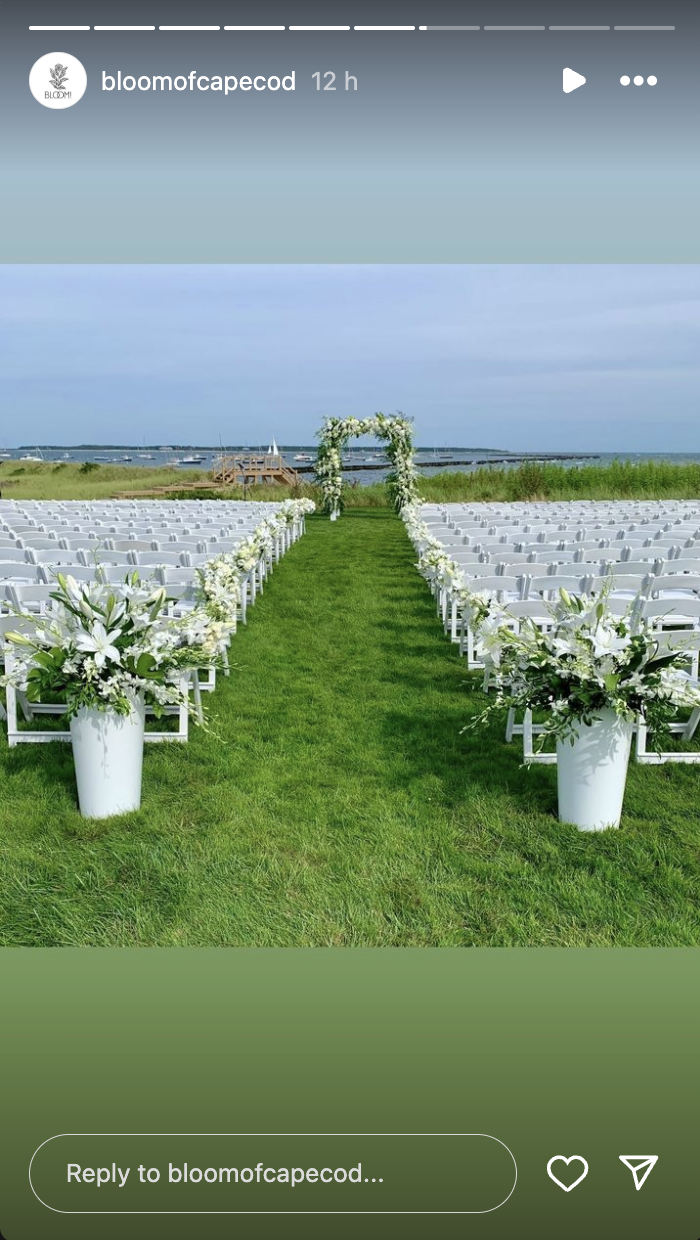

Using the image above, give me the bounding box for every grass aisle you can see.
[2,509,700,946]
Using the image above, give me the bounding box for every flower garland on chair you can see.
[195,499,316,630]
[315,414,420,517]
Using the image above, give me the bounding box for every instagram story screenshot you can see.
[0,2,698,1237]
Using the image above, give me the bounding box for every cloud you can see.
[0,265,698,450]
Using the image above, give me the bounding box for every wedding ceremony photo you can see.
[1,263,699,948]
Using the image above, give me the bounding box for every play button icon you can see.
[563,67,586,93]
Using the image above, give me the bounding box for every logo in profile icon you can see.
[49,63,70,91]
[29,52,87,108]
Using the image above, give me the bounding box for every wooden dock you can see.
[112,451,301,499]
[211,452,300,487]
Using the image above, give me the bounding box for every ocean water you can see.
[1,446,700,484]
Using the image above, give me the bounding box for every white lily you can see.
[74,621,123,669]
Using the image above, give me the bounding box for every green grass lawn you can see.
[0,459,208,499]
[2,509,700,946]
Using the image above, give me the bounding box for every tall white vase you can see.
[556,709,634,831]
[70,697,145,818]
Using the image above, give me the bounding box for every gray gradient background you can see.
[1,0,696,261]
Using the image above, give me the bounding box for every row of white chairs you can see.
[411,503,700,767]
[440,563,700,642]
[0,498,306,608]
[0,500,308,747]
[416,504,700,639]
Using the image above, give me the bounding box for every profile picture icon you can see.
[29,51,87,108]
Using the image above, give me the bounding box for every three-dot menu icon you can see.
[620,74,657,85]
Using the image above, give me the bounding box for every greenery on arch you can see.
[315,414,420,516]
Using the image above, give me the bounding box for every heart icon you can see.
[547,1155,589,1192]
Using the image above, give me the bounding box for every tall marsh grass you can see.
[419,459,700,503]
[2,458,700,504]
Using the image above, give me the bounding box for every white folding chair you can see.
[527,549,581,564]
[77,550,134,568]
[107,539,160,553]
[5,583,59,614]
[131,551,192,568]
[26,549,83,566]
[650,574,700,599]
[525,574,594,602]
[157,567,196,586]
[672,555,700,572]
[635,630,700,764]
[97,565,157,586]
[57,536,104,551]
[0,615,36,727]
[0,548,30,563]
[18,537,60,551]
[637,598,700,629]
[37,565,103,585]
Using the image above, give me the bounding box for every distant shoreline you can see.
[295,452,601,474]
[13,443,517,452]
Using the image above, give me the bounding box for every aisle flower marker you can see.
[316,414,420,517]
[1,573,221,818]
[0,499,316,818]
[467,587,700,831]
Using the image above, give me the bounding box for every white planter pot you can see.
[556,708,634,831]
[70,697,145,819]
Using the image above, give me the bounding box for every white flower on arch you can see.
[315,413,420,517]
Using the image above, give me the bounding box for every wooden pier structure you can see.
[112,451,302,498]
[211,451,300,488]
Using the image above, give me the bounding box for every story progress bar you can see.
[28,24,677,33]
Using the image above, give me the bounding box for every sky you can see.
[1,265,698,451]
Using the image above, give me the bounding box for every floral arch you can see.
[315,414,420,517]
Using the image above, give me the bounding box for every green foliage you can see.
[6,458,700,506]
[419,459,700,503]
[1,461,208,500]
[1,511,699,946]
[505,462,548,501]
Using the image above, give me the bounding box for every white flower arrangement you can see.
[1,572,218,721]
[414,539,468,596]
[196,553,243,632]
[315,414,420,516]
[277,497,316,524]
[469,586,700,746]
[402,503,436,548]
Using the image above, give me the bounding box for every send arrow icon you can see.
[563,67,586,93]
[619,1155,658,1191]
